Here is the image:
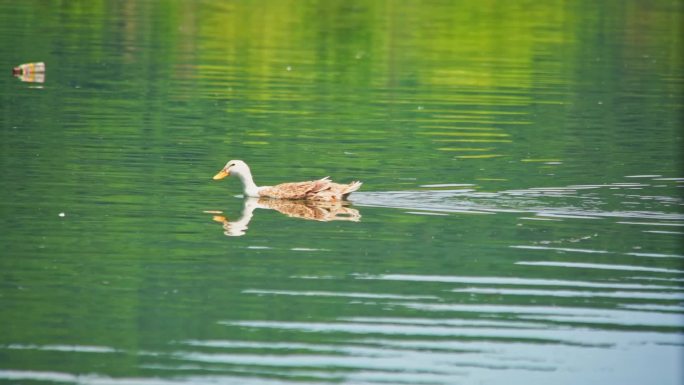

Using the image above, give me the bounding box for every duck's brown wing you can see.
[259,178,331,199]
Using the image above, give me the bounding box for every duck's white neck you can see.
[234,168,261,197]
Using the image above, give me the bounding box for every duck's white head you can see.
[213,160,251,180]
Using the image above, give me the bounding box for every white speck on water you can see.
[58,212,66,217]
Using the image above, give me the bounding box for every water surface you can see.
[1,1,683,384]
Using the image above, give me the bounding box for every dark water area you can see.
[1,1,683,384]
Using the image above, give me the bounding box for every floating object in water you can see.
[12,62,46,83]
[213,160,362,201]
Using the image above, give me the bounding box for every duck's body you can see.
[213,160,362,201]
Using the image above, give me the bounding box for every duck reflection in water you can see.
[210,197,361,237]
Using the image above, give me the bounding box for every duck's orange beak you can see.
[212,215,228,223]
[213,169,230,180]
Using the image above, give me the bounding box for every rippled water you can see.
[1,1,683,384]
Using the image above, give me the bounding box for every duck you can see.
[213,160,362,201]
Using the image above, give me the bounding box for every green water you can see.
[1,1,683,384]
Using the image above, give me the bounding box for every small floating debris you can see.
[12,62,45,83]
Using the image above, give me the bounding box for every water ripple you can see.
[354,274,677,290]
[242,289,438,300]
[516,261,684,274]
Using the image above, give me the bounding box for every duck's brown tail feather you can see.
[342,181,363,198]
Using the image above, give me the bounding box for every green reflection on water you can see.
[0,0,682,384]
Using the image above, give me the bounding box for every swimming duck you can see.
[213,160,362,201]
